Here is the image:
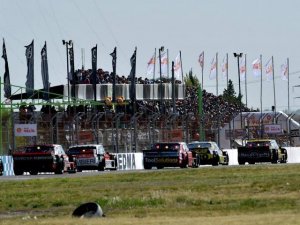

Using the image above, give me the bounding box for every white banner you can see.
[264,124,282,134]
[14,124,37,136]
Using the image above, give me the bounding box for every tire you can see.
[144,165,152,170]
[238,160,245,165]
[29,170,38,175]
[14,169,24,176]
[55,157,64,174]
[271,150,278,164]
[212,156,219,166]
[157,166,164,169]
[98,162,105,171]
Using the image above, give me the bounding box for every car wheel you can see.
[55,158,64,174]
[98,162,105,171]
[14,170,24,176]
[238,161,245,165]
[30,170,38,175]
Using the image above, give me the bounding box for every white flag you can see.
[280,61,288,81]
[252,58,261,77]
[221,55,228,80]
[160,51,168,76]
[265,58,273,81]
[239,55,246,81]
[198,51,204,69]
[174,53,181,80]
[209,55,217,80]
[146,52,155,76]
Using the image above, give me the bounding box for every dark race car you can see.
[143,142,194,169]
[12,144,75,175]
[188,141,229,166]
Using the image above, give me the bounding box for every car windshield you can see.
[24,146,54,153]
[188,142,211,149]
[246,141,270,147]
[151,143,181,151]
[68,146,96,154]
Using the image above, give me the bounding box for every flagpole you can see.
[287,58,290,113]
[159,46,163,114]
[167,49,169,79]
[260,54,263,138]
[179,51,184,84]
[216,52,218,96]
[216,52,220,145]
[272,56,277,123]
[0,76,2,155]
[245,54,248,108]
[226,53,228,88]
[202,52,204,90]
[153,48,156,101]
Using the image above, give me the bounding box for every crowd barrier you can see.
[0,156,14,176]
[1,149,300,176]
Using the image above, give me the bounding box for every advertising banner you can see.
[14,124,37,136]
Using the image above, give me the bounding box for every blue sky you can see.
[1,0,300,111]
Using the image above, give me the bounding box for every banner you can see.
[2,39,11,98]
[69,44,76,98]
[91,45,97,101]
[41,42,50,100]
[25,40,34,97]
[110,47,117,102]
[15,124,37,137]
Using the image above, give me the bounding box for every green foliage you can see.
[184,69,200,87]
[223,79,243,106]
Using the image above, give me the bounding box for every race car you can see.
[12,144,76,175]
[237,139,287,165]
[143,142,194,169]
[67,144,116,171]
[187,141,229,166]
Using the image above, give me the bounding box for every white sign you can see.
[264,124,282,134]
[14,124,37,136]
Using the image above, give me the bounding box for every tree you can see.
[184,69,200,87]
[222,79,243,105]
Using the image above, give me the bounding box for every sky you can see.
[1,0,300,112]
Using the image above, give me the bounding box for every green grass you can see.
[1,164,300,224]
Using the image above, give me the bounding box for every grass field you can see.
[1,164,300,225]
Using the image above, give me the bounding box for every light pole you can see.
[62,40,72,103]
[159,46,164,114]
[234,53,243,130]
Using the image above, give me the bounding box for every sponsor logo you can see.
[144,157,178,164]
[77,158,97,166]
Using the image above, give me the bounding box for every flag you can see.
[160,50,168,76]
[265,57,273,81]
[110,47,117,102]
[280,61,288,81]
[25,40,34,97]
[129,47,137,107]
[221,55,228,80]
[91,45,97,101]
[174,53,181,80]
[252,58,261,77]
[146,52,155,77]
[209,55,217,80]
[198,51,204,69]
[41,42,50,101]
[2,39,11,98]
[68,43,76,98]
[239,54,246,81]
